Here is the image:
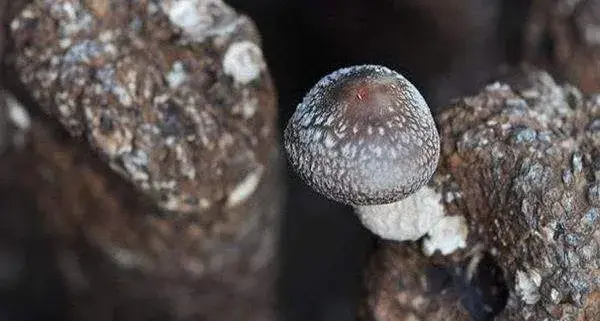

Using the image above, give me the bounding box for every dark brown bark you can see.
[1,0,283,320]
[360,67,600,321]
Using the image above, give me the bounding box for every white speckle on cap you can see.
[515,268,542,305]
[223,41,265,84]
[422,215,468,255]
[227,168,264,207]
[373,146,382,157]
[324,115,335,126]
[550,288,561,303]
[323,133,336,148]
[355,186,445,241]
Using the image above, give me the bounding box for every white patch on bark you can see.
[227,168,264,207]
[223,41,265,84]
[423,215,468,255]
[515,268,542,304]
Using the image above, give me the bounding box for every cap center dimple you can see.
[339,80,396,122]
[355,85,370,101]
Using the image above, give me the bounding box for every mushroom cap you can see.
[284,65,440,206]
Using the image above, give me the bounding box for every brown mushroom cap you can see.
[284,65,440,206]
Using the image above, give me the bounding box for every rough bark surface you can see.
[0,114,282,320]
[10,0,277,215]
[361,68,600,321]
[2,0,282,320]
[358,243,471,321]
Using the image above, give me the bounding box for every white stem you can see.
[355,186,445,241]
[355,185,469,255]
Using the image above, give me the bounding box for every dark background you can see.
[223,1,530,320]
[0,1,533,320]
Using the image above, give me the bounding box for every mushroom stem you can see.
[355,185,445,241]
[356,185,469,256]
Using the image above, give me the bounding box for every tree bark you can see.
[360,67,600,321]
[2,0,283,320]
